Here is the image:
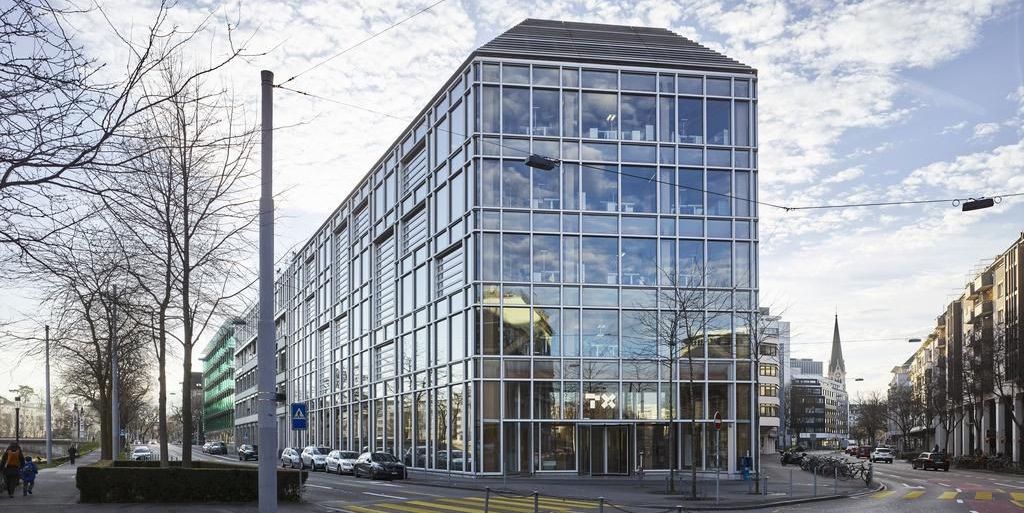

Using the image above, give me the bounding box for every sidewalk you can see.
[403,456,878,510]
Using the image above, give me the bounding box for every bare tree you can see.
[853,391,888,447]
[886,382,922,453]
[735,304,785,490]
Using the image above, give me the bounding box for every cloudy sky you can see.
[3,0,1023,401]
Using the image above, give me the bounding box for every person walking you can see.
[2,443,25,498]
[67,445,77,465]
[19,457,37,496]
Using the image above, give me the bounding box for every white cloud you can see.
[971,122,1002,140]
[941,121,967,134]
[823,166,865,184]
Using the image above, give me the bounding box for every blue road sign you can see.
[291,402,308,431]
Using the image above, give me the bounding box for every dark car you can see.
[856,446,871,458]
[912,452,950,471]
[354,451,406,480]
[207,441,227,455]
[238,444,258,461]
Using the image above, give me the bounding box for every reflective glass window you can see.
[534,212,559,231]
[533,89,559,137]
[502,161,530,208]
[621,238,657,286]
[562,164,579,210]
[502,234,530,282]
[620,165,657,213]
[658,167,675,214]
[679,240,704,285]
[581,164,617,212]
[562,308,580,356]
[735,101,750,146]
[562,67,579,87]
[678,168,704,215]
[581,236,618,284]
[708,219,731,238]
[503,64,529,84]
[707,99,731,145]
[502,307,530,355]
[535,382,560,419]
[621,144,657,163]
[735,171,751,217]
[481,305,500,355]
[621,94,656,141]
[659,96,676,142]
[622,72,656,92]
[562,91,579,137]
[582,214,617,234]
[680,218,703,237]
[581,92,618,139]
[659,74,675,93]
[678,76,702,95]
[581,69,617,89]
[502,87,530,135]
[707,241,732,287]
[659,239,675,286]
[735,80,750,98]
[482,63,500,82]
[533,66,560,86]
[581,142,617,161]
[532,165,560,210]
[582,310,618,357]
[534,307,559,356]
[707,171,731,216]
[481,233,500,280]
[735,241,751,287]
[583,382,620,419]
[481,86,500,133]
[622,310,655,358]
[533,234,560,283]
[622,216,657,236]
[707,78,731,96]
[562,236,579,283]
[624,383,658,420]
[539,424,575,469]
[678,98,703,144]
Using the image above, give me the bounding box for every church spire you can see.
[829,314,846,387]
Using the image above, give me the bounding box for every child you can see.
[20,456,37,496]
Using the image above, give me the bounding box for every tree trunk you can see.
[158,313,169,466]
[98,398,112,460]
[182,341,193,467]
[688,356,698,498]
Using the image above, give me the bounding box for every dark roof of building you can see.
[475,19,755,74]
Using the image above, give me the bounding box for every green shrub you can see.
[76,460,307,502]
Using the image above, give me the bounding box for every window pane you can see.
[502,87,530,135]
[735,101,750,146]
[482,63,500,82]
[621,72,656,92]
[583,382,620,419]
[658,167,675,214]
[481,86,500,133]
[581,164,617,212]
[562,308,580,357]
[534,308,559,356]
[582,310,618,357]
[678,76,702,95]
[502,307,530,355]
[735,241,751,287]
[707,171,731,216]
[707,241,732,287]
[678,98,703,144]
[582,92,618,140]
[562,164,579,210]
[503,64,529,84]
[622,310,655,358]
[679,240,705,286]
[561,91,579,137]
[735,172,751,217]
[735,80,750,98]
[581,236,618,284]
[621,238,657,286]
[502,161,530,208]
[707,99,731,145]
[659,96,676,142]
[502,234,530,282]
[679,168,703,215]
[624,382,658,420]
[534,67,559,86]
[707,78,731,96]
[563,235,579,283]
[582,69,617,89]
[539,424,575,470]
[621,94,656,141]
[481,233,500,280]
[620,165,657,213]
[533,89,559,137]
[659,239,675,286]
[533,234,560,283]
[532,166,559,210]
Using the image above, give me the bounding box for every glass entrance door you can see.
[579,425,631,475]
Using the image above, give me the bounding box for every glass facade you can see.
[237,27,758,476]
[202,325,237,441]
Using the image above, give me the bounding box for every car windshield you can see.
[316,448,331,455]
[133,448,148,453]
[371,453,398,462]
[341,451,358,458]
[876,448,891,453]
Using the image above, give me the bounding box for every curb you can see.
[391,475,886,511]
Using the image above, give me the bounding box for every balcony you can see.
[967,300,993,324]
[968,272,994,298]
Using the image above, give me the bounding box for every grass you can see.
[36,441,100,469]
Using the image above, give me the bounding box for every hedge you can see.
[76,460,307,502]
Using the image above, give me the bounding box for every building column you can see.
[979,403,987,454]
[1015,394,1024,463]
[996,396,1006,456]
[961,408,971,455]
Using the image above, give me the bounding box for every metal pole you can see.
[111,285,120,461]
[484,488,491,513]
[45,324,52,464]
[715,429,720,504]
[257,69,279,513]
[598,497,604,513]
[669,341,676,492]
[534,492,540,513]
[813,464,817,496]
[833,467,837,495]
[789,469,793,497]
[14,405,19,443]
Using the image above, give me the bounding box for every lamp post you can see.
[258,69,278,513]
[10,392,21,443]
[45,324,52,464]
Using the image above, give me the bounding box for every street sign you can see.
[714,411,722,430]
[290,403,308,431]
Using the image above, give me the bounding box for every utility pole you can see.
[111,285,120,460]
[258,69,278,513]
[45,324,52,464]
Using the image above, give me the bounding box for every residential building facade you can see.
[758,309,787,453]
[235,19,760,476]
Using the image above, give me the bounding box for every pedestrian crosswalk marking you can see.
[454,496,597,509]
[435,498,541,513]
[976,492,993,500]
[871,491,894,499]
[1013,493,1024,501]
[1012,499,1024,509]
[346,496,602,513]
[904,491,925,499]
[375,503,441,513]
[938,491,958,500]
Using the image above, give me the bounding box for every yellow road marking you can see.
[436,500,536,513]
[938,491,958,500]
[347,506,389,513]
[1013,493,1024,501]
[871,491,894,499]
[904,491,925,499]
[377,502,467,513]
[975,491,993,500]
[455,497,595,509]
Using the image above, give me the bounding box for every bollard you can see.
[534,492,540,513]
[833,467,838,495]
[789,469,793,497]
[598,497,605,513]
[763,476,768,496]
[676,505,683,513]
[813,464,818,496]
[485,487,491,513]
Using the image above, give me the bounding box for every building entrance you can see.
[579,425,630,475]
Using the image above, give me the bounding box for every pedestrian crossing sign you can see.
[291,402,308,431]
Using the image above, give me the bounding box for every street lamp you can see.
[908,338,922,344]
[854,378,865,382]
[259,70,278,513]
[9,390,20,443]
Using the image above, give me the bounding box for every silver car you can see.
[326,450,359,474]
[131,446,153,461]
[301,446,331,471]
[280,447,302,469]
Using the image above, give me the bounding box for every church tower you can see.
[828,314,847,389]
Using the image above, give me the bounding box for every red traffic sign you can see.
[714,411,722,430]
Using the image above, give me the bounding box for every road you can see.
[778,458,1024,513]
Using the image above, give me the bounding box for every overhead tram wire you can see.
[277,0,450,87]
[274,85,1024,213]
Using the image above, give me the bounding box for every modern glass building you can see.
[237,19,759,476]
[202,327,237,442]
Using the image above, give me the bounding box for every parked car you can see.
[845,445,859,456]
[301,446,331,471]
[206,441,227,455]
[403,446,428,467]
[201,441,213,453]
[354,451,406,480]
[856,446,871,458]
[280,447,302,469]
[132,446,153,461]
[238,444,258,461]
[870,447,894,463]
[912,452,950,471]
[326,450,359,474]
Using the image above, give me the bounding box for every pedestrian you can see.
[19,457,37,496]
[933,444,939,453]
[2,443,25,498]
[67,445,77,465]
